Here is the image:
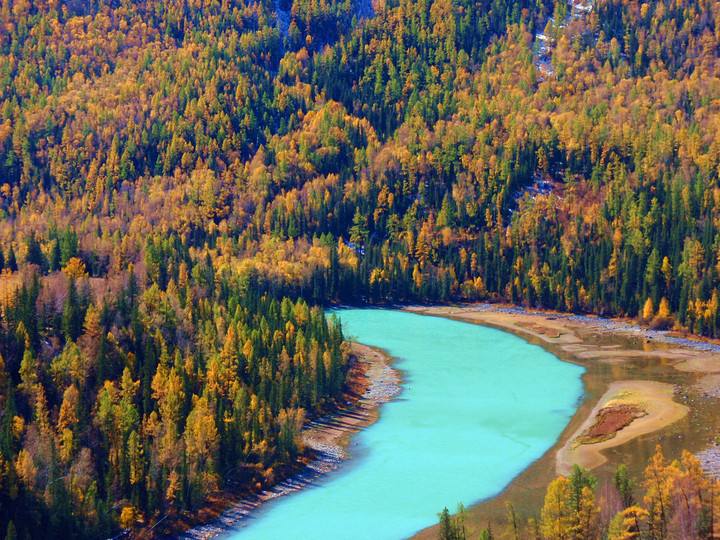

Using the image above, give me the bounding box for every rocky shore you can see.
[696,447,720,479]
[468,303,720,353]
[176,444,344,540]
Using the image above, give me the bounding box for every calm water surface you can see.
[221,309,585,539]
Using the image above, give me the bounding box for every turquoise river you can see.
[219,309,586,539]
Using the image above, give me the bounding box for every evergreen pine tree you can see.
[6,247,17,272]
[62,278,83,342]
[4,521,17,540]
[24,234,46,272]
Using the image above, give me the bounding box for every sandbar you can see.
[556,380,688,475]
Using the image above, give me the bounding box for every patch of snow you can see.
[532,0,594,78]
[275,0,291,41]
[355,0,374,20]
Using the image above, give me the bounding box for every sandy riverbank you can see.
[176,342,399,540]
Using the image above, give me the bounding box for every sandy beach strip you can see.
[408,304,720,358]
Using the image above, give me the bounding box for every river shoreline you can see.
[175,342,399,540]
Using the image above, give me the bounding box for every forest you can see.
[438,447,720,540]
[0,0,719,536]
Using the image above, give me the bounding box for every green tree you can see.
[4,521,17,540]
[614,464,635,508]
[349,207,369,247]
[568,464,597,513]
[61,278,83,342]
[437,503,466,540]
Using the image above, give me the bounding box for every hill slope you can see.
[1,0,720,536]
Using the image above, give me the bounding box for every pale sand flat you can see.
[556,380,688,475]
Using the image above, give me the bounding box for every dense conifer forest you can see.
[1,0,720,536]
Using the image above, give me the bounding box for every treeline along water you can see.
[221,309,585,540]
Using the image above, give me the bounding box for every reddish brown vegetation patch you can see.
[577,405,647,445]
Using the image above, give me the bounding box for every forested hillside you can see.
[1,0,720,536]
